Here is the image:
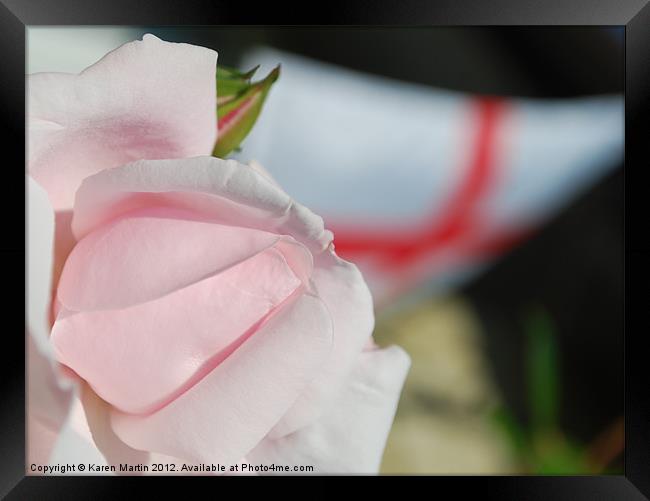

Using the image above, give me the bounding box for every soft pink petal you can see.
[28,34,218,211]
[247,159,282,188]
[27,335,74,466]
[50,382,193,475]
[27,176,55,348]
[52,243,310,414]
[269,249,375,437]
[46,390,115,472]
[26,176,75,465]
[58,208,293,311]
[249,346,411,474]
[111,293,333,465]
[71,156,333,253]
[50,210,76,313]
[76,384,150,469]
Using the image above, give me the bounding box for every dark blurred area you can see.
[470,166,623,444]
[152,27,623,98]
[150,26,624,470]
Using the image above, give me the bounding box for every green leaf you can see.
[213,64,280,158]
[525,306,560,435]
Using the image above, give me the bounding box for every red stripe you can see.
[330,98,506,266]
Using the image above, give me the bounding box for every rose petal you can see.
[58,208,293,311]
[247,159,282,188]
[47,392,114,472]
[53,244,310,414]
[269,249,375,437]
[51,382,191,475]
[28,34,218,211]
[249,345,411,474]
[27,336,75,466]
[111,293,333,465]
[26,177,75,465]
[76,384,150,469]
[71,156,333,253]
[50,210,76,308]
[27,177,55,349]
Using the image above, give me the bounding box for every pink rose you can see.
[27,35,410,474]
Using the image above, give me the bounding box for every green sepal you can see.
[213,65,280,158]
[216,65,256,105]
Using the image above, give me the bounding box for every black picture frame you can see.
[4,0,648,497]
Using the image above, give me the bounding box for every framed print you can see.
[2,0,649,498]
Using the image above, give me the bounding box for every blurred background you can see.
[28,27,624,474]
